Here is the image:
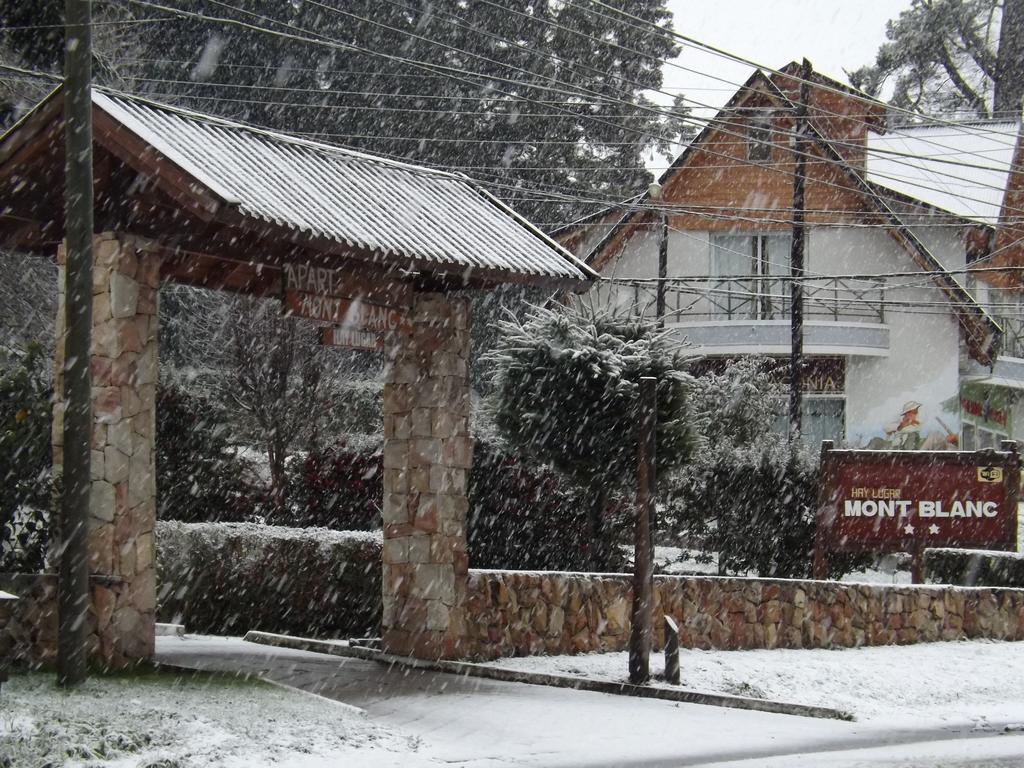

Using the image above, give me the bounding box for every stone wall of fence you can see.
[0,574,58,667]
[8,561,1024,665]
[463,570,1024,659]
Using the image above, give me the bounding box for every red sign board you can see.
[319,326,383,351]
[284,291,410,333]
[814,443,1020,578]
[282,264,410,307]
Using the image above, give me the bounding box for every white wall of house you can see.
[826,227,962,448]
[593,226,710,317]
[590,223,965,449]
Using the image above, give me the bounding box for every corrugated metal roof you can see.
[866,121,1020,224]
[92,89,594,283]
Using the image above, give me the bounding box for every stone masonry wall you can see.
[53,232,160,668]
[465,570,1024,660]
[0,574,58,667]
[381,292,473,659]
[0,573,142,668]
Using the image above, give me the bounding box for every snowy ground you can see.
[9,637,1024,767]
[153,635,1024,767]
[648,545,915,584]
[488,639,1024,726]
[0,668,418,767]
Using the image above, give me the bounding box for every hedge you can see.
[156,521,381,637]
[925,547,1024,588]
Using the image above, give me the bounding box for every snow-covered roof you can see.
[91,89,594,284]
[865,121,1020,224]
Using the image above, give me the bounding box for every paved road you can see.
[156,635,1024,768]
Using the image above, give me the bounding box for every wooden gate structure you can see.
[0,86,595,666]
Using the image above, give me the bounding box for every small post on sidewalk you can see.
[663,614,680,685]
[630,377,656,685]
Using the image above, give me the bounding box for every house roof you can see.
[865,121,1021,224]
[0,86,596,289]
[578,63,1003,365]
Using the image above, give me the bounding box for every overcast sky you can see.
[658,0,914,115]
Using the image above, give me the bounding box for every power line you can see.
[133,0,1022,191]
[8,6,1024,259]
[583,0,1024,150]
[119,3,1024,219]
[125,82,1024,223]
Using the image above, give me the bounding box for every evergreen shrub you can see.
[156,520,381,637]
[0,345,52,573]
[468,439,626,571]
[925,548,1024,587]
[287,445,382,531]
[156,385,259,524]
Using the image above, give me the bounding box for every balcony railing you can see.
[627,276,886,324]
[996,315,1024,358]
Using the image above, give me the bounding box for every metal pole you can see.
[629,377,656,685]
[58,0,94,688]
[789,58,811,440]
[656,213,668,327]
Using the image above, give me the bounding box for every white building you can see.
[557,62,1024,452]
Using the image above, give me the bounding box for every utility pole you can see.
[647,182,669,327]
[58,0,94,687]
[629,377,656,685]
[788,59,811,440]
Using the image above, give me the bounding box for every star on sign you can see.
[928,524,940,535]
[904,524,915,534]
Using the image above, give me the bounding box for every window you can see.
[747,118,773,162]
[710,233,794,318]
[771,398,846,448]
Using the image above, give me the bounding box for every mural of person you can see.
[883,401,923,449]
[869,401,958,450]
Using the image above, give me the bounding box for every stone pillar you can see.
[381,292,472,659]
[53,232,159,668]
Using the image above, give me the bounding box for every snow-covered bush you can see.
[468,438,618,571]
[0,344,51,573]
[288,443,382,530]
[925,548,1024,587]
[485,301,694,568]
[156,385,261,524]
[665,357,866,578]
[671,440,819,578]
[156,521,381,637]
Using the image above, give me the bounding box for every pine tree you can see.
[485,301,694,568]
[849,0,1024,119]
[123,0,691,224]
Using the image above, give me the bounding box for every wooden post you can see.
[812,440,833,581]
[663,614,680,685]
[58,0,94,688]
[910,544,925,585]
[629,377,656,685]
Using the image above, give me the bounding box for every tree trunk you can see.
[994,0,1024,115]
[267,435,287,521]
[588,486,608,571]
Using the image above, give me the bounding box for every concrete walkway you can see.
[156,635,1024,768]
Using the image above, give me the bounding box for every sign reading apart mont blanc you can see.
[816,443,1020,554]
[282,263,411,339]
